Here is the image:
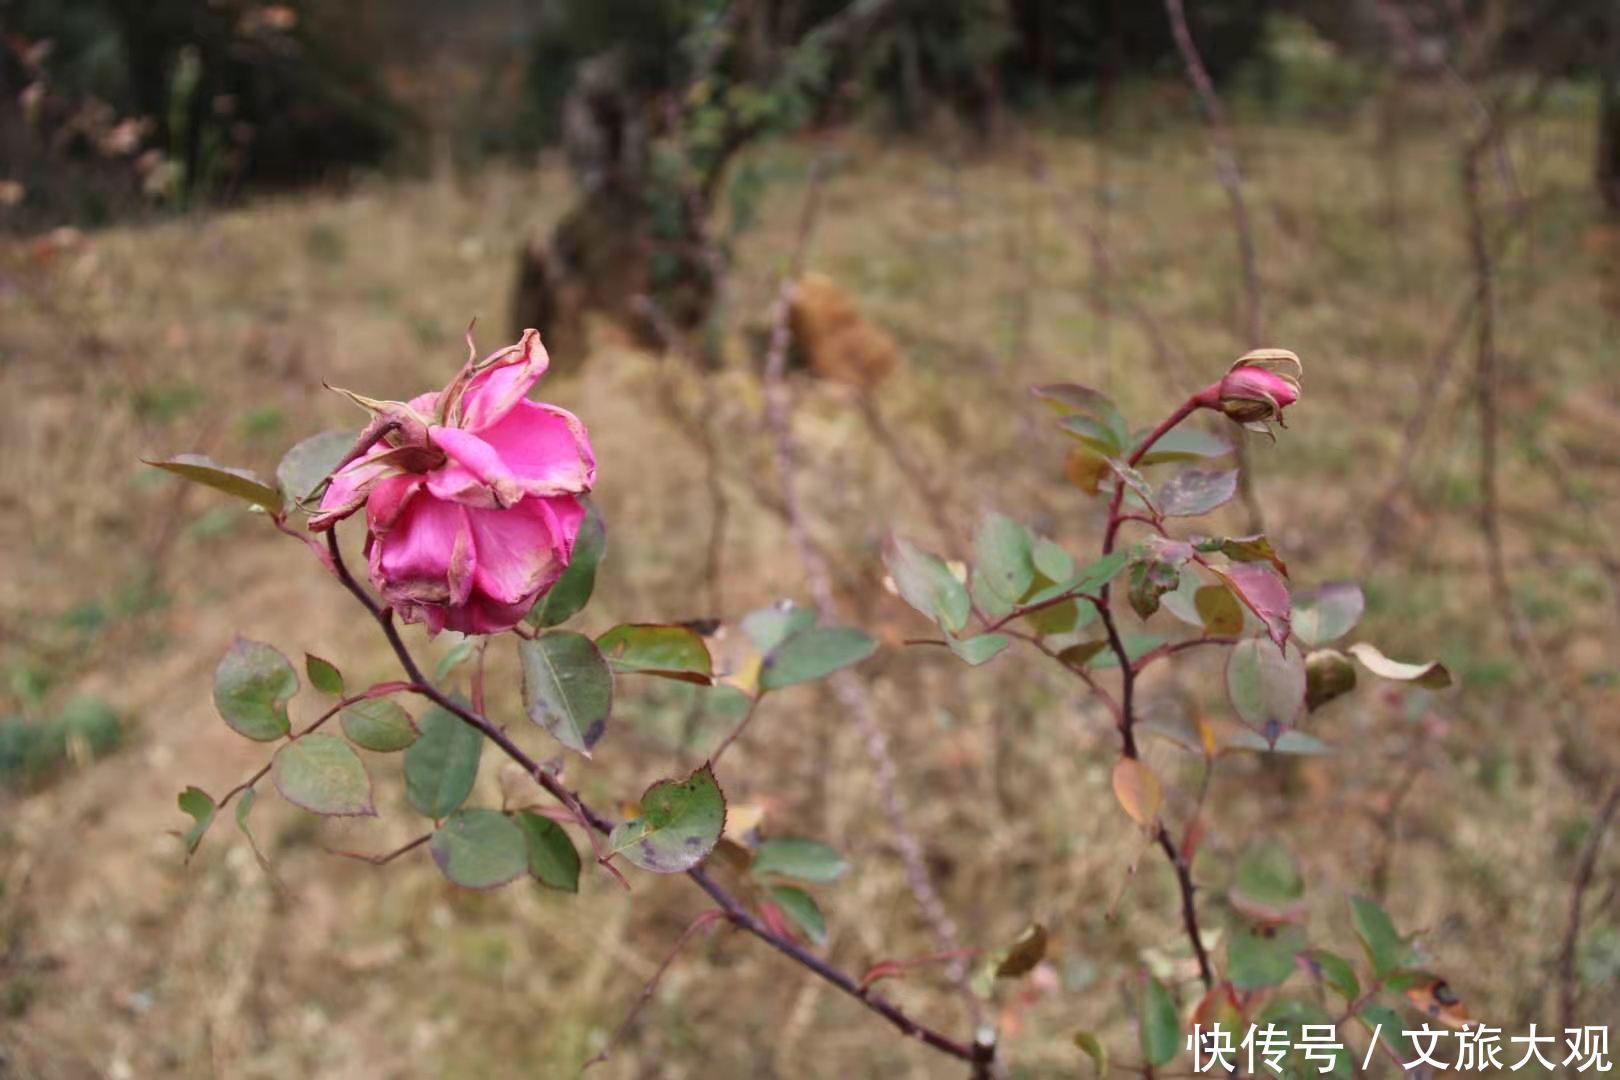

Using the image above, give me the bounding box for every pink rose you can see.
[1204,349,1301,430]
[311,330,595,636]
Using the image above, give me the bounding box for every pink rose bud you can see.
[1211,349,1301,432]
[311,329,595,636]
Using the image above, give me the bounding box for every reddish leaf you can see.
[1212,562,1290,648]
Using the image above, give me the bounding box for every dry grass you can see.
[1,96,1617,1079]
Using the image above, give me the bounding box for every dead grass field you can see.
[1,97,1618,1079]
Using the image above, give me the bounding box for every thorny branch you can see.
[1556,782,1620,1035]
[317,527,988,1070]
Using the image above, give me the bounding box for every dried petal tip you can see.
[1215,349,1301,431]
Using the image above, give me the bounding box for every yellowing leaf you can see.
[1112,759,1162,826]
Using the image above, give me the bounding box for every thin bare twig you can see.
[584,908,731,1070]
[1556,782,1620,1034]
[759,160,987,1037]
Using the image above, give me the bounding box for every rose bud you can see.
[1202,349,1301,434]
[310,329,595,636]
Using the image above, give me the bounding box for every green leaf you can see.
[769,885,827,946]
[526,498,605,627]
[740,601,817,654]
[516,810,581,892]
[760,627,877,691]
[1091,634,1165,669]
[275,430,355,507]
[1224,728,1335,755]
[1225,638,1306,738]
[1139,974,1180,1068]
[752,837,849,883]
[1198,533,1289,577]
[1127,542,1191,621]
[1031,383,1128,445]
[430,809,528,889]
[608,764,727,874]
[1031,537,1075,583]
[405,702,484,819]
[212,638,298,742]
[1073,1031,1109,1077]
[1023,550,1129,607]
[1293,583,1365,647]
[1227,920,1307,990]
[1135,427,1232,465]
[1347,643,1452,689]
[340,698,419,752]
[974,512,1036,604]
[1062,414,1124,457]
[1349,895,1411,979]
[144,454,283,511]
[1106,459,1159,515]
[1158,469,1239,517]
[884,536,970,633]
[1057,640,1111,668]
[1230,838,1306,922]
[305,653,343,697]
[1358,1004,1414,1066]
[233,786,272,873]
[596,624,713,684]
[519,631,614,755]
[948,633,1011,666]
[1305,949,1361,1001]
[1305,648,1358,711]
[434,639,477,682]
[176,786,215,857]
[272,733,374,816]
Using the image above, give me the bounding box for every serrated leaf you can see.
[768,885,827,945]
[1225,638,1306,738]
[213,638,298,741]
[1062,414,1124,456]
[1073,1031,1109,1077]
[519,631,614,755]
[1293,583,1365,647]
[1347,643,1452,688]
[340,698,419,752]
[275,430,355,507]
[272,733,374,816]
[405,702,484,819]
[176,786,215,857]
[1305,949,1361,1001]
[430,809,528,889]
[948,633,1011,666]
[1135,426,1233,465]
[1139,974,1180,1067]
[596,624,713,684]
[1159,469,1239,517]
[1230,838,1305,923]
[1210,562,1290,648]
[515,810,581,892]
[1350,895,1411,978]
[305,653,343,696]
[526,498,605,627]
[885,536,970,633]
[760,627,877,690]
[1112,758,1162,825]
[740,601,817,654]
[1305,648,1357,710]
[1227,920,1307,990]
[144,454,283,511]
[974,513,1036,604]
[608,765,726,874]
[1199,533,1288,577]
[752,837,849,883]
[1031,383,1128,445]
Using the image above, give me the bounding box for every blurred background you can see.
[1,0,1617,1076]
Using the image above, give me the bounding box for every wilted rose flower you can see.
[1201,349,1301,433]
[311,330,594,636]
